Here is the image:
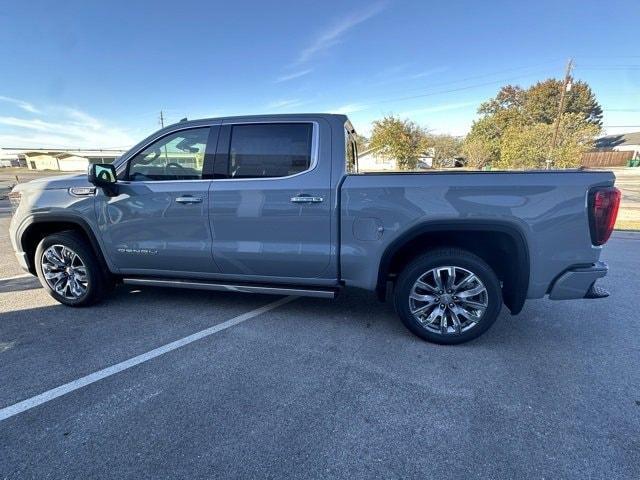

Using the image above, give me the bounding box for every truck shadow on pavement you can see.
[0,279,615,353]
[0,276,41,294]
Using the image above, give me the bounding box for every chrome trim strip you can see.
[211,120,319,182]
[116,179,213,185]
[122,277,337,298]
[116,120,320,182]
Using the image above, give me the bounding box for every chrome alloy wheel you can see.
[41,244,89,300]
[409,266,489,335]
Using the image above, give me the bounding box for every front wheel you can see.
[394,248,502,345]
[35,231,108,307]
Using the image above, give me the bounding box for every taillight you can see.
[588,187,621,246]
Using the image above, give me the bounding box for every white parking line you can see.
[0,273,33,281]
[0,295,296,422]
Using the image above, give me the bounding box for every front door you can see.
[209,121,333,279]
[96,126,219,275]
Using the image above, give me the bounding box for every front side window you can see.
[227,123,313,179]
[128,127,209,181]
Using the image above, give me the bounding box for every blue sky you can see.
[1,0,639,148]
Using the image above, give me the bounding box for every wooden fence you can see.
[581,150,634,167]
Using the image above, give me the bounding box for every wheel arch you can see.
[376,220,530,314]
[17,214,111,275]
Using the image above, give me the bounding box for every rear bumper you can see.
[548,262,608,300]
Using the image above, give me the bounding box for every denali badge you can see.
[117,247,158,255]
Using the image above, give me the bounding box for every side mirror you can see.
[88,163,117,187]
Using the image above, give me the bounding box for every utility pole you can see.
[547,58,574,169]
[159,110,165,128]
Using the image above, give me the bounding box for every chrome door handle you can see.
[175,196,203,204]
[290,195,324,204]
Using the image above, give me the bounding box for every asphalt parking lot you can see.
[1,198,639,479]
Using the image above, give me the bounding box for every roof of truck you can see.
[168,113,348,128]
[113,113,351,168]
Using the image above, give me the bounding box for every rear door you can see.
[209,120,332,279]
[96,125,220,274]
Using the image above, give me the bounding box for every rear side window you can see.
[227,123,313,179]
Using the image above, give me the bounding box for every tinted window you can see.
[228,123,313,179]
[128,128,209,181]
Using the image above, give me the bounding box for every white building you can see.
[0,148,126,171]
[358,147,434,172]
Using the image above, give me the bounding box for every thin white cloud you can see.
[0,103,135,148]
[0,96,40,114]
[275,69,313,83]
[297,2,386,63]
[275,2,385,82]
[407,66,450,80]
[399,101,477,117]
[330,103,369,115]
[368,64,448,87]
[265,98,306,110]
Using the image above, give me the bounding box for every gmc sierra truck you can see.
[8,114,621,344]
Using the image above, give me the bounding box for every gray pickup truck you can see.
[8,114,621,344]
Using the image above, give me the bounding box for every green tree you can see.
[369,115,426,170]
[462,136,493,169]
[478,79,602,126]
[424,134,463,168]
[497,114,598,169]
[464,109,527,167]
[525,79,603,126]
[354,133,369,153]
[465,76,602,169]
[478,85,526,116]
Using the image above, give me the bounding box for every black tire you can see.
[394,248,502,345]
[34,231,107,307]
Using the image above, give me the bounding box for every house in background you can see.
[358,147,397,171]
[581,132,640,167]
[595,131,640,158]
[0,148,126,171]
[0,150,22,167]
[358,146,434,172]
[23,152,59,170]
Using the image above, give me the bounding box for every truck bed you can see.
[339,170,616,298]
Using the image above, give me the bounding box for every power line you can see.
[357,69,558,108]
[575,64,640,67]
[577,55,640,59]
[369,60,563,98]
[576,66,640,70]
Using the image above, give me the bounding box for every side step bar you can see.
[122,277,339,299]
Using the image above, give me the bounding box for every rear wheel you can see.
[394,248,502,344]
[35,231,108,306]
